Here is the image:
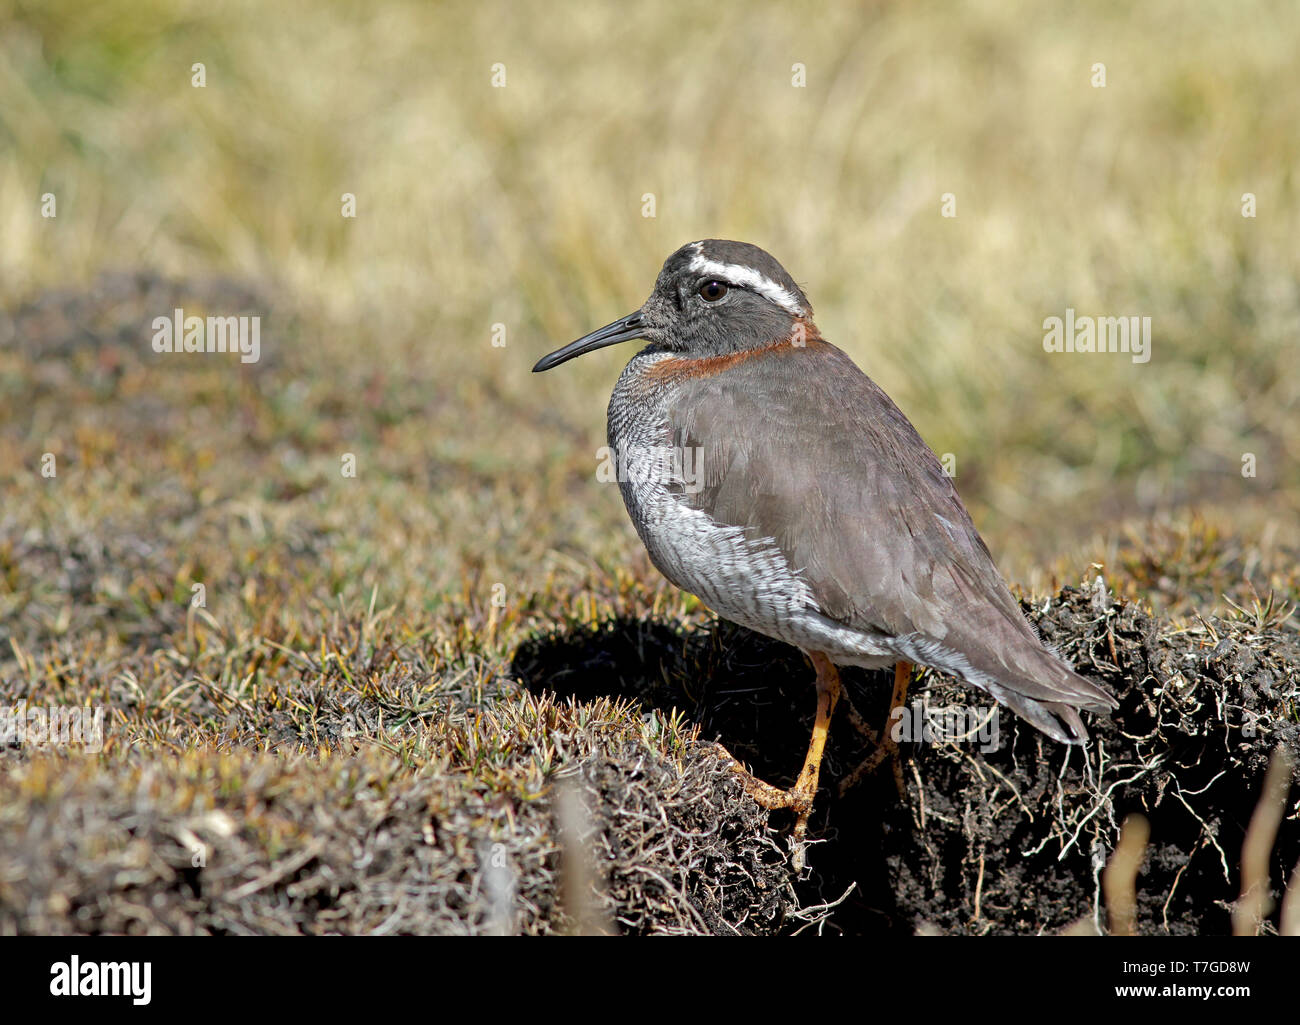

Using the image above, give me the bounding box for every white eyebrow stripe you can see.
[687,250,805,316]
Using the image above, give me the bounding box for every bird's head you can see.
[532,239,814,372]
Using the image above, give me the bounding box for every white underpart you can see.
[687,245,805,316]
[610,352,894,669]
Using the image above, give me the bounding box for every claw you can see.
[714,654,841,870]
[840,660,912,801]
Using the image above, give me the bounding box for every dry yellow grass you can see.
[3,0,1297,576]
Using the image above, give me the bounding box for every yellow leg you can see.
[718,652,841,869]
[839,660,912,798]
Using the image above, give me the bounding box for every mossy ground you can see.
[2,2,1298,934]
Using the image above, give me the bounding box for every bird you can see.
[532,239,1117,862]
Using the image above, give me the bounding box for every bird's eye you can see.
[699,280,728,302]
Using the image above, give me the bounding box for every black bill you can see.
[532,312,645,372]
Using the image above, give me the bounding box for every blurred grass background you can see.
[1,0,1298,935]
[3,0,1296,600]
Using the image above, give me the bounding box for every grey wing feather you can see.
[670,341,1117,743]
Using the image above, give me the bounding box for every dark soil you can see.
[513,584,1300,934]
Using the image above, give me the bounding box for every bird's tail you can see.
[977,655,1117,745]
[894,631,1118,745]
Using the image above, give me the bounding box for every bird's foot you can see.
[839,661,912,801]
[712,743,806,809]
[711,745,819,870]
[710,652,842,872]
[838,735,905,799]
[841,693,881,746]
